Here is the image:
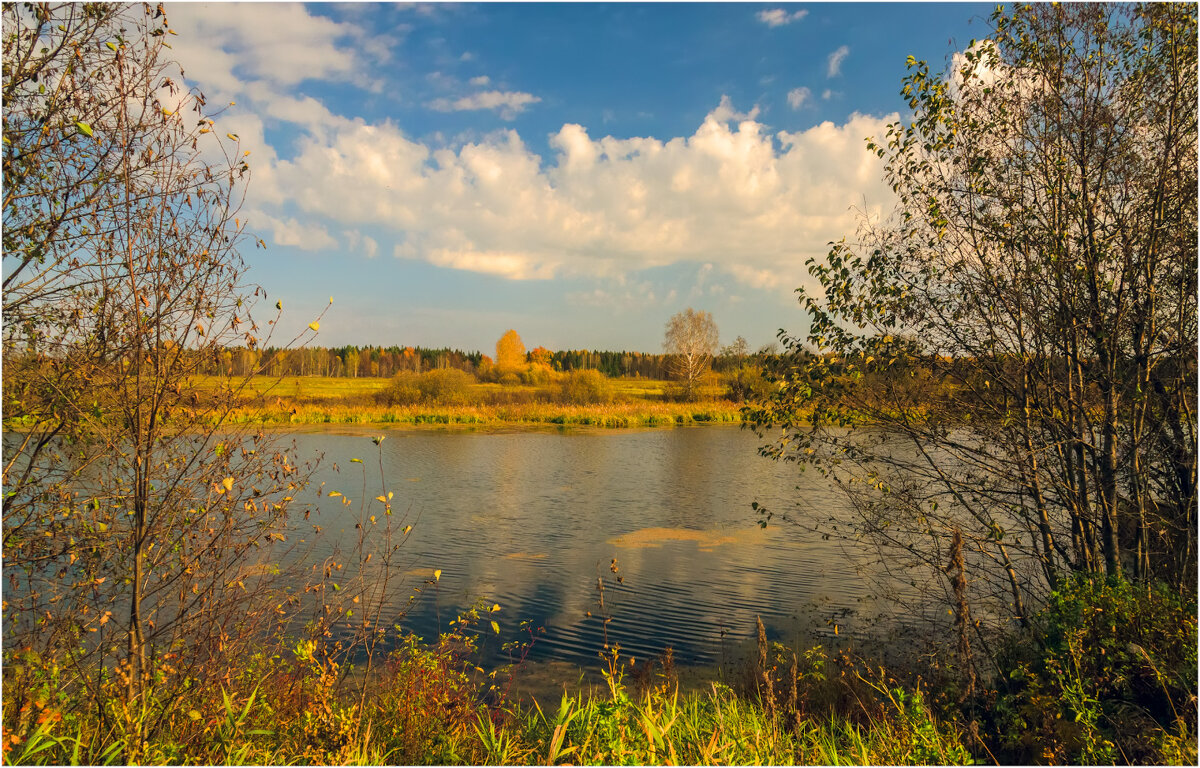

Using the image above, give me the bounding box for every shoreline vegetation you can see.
[9,575,1193,765]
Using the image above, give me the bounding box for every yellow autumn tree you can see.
[495,329,526,372]
[493,330,527,386]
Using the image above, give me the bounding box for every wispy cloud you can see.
[427,90,541,119]
[567,280,660,311]
[756,8,808,27]
[786,86,811,110]
[468,75,491,86]
[826,45,850,77]
[344,230,380,259]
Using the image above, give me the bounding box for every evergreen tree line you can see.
[191,344,773,379]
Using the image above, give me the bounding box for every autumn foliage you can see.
[495,330,526,373]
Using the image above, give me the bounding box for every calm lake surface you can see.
[285,425,905,673]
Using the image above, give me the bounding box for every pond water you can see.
[283,425,912,675]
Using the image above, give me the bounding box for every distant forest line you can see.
[194,343,775,380]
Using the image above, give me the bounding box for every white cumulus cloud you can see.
[167,3,387,97]
[254,98,896,293]
[166,4,896,299]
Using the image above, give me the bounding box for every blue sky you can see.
[169,2,989,353]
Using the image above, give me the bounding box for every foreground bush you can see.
[989,576,1198,764]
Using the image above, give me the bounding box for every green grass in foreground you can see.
[5,578,1195,765]
[4,639,973,766]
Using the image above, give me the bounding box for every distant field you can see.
[191,375,391,401]
[188,374,742,428]
[191,375,726,401]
